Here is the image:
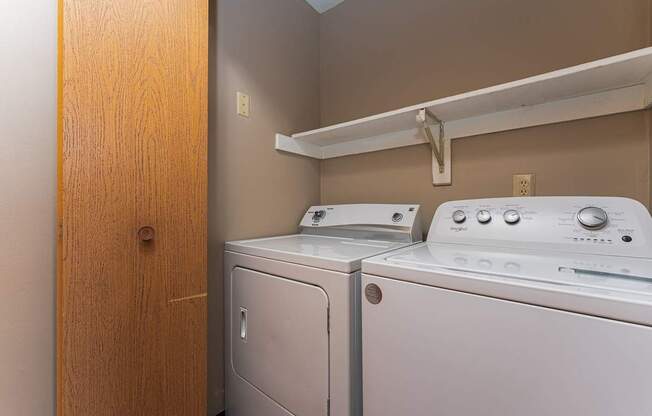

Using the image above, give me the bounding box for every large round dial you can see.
[503,210,520,225]
[476,210,492,224]
[577,206,608,230]
[452,210,466,224]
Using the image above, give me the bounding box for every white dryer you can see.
[361,197,652,416]
[224,204,422,416]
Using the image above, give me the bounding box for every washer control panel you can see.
[429,197,652,258]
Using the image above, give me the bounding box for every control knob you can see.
[503,210,520,225]
[312,210,326,222]
[452,210,466,224]
[577,207,608,230]
[476,210,492,224]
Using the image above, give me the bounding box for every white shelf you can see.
[276,47,652,161]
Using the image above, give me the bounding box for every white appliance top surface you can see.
[363,197,652,325]
[226,234,414,273]
[226,204,422,273]
[374,242,652,301]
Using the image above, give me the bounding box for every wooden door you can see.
[57,1,208,415]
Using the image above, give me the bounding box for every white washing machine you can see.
[361,197,652,416]
[224,204,422,416]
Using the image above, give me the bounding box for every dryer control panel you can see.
[300,204,423,243]
[429,197,652,258]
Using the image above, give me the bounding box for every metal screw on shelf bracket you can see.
[417,108,445,173]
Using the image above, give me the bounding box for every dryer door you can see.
[232,267,330,416]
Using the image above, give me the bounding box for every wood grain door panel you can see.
[58,1,207,415]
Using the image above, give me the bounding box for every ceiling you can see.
[305,0,346,13]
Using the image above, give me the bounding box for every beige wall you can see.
[320,0,652,230]
[208,0,321,412]
[0,2,57,415]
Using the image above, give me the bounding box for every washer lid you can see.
[363,242,652,326]
[226,234,414,273]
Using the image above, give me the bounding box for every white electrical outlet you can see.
[513,174,535,196]
[237,92,250,117]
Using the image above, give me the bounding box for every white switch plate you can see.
[237,92,250,117]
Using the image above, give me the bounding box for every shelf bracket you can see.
[417,109,451,186]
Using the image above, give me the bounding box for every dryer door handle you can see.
[240,307,248,342]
